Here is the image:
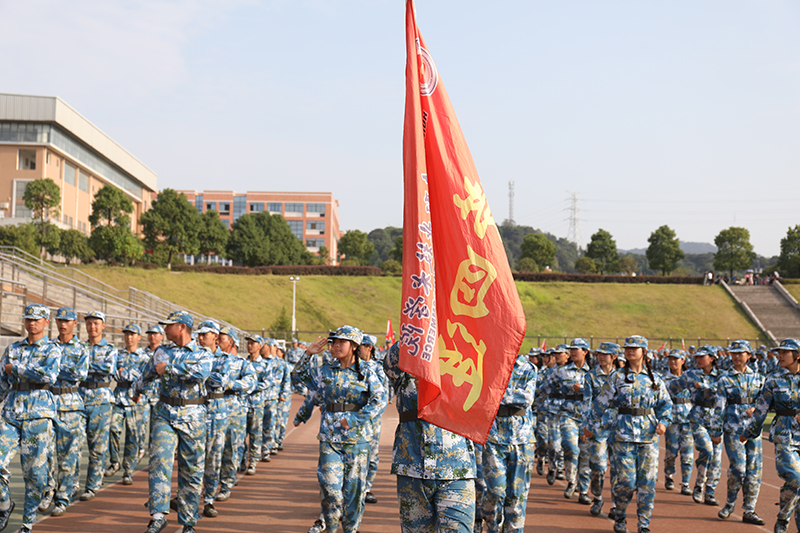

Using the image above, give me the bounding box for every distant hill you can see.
[622,241,717,255]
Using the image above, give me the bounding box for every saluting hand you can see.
[306,336,327,356]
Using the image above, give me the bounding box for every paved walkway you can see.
[5,396,782,532]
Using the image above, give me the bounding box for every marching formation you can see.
[2,301,800,533]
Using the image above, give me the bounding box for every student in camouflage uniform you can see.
[585,335,672,533]
[383,341,476,533]
[217,327,256,502]
[134,310,211,533]
[586,342,620,517]
[0,304,61,533]
[545,345,569,485]
[293,326,387,533]
[481,349,537,533]
[46,307,89,517]
[286,338,307,395]
[713,340,765,525]
[78,310,118,502]
[540,338,593,502]
[141,325,165,455]
[357,334,390,505]
[107,323,148,485]
[742,338,800,533]
[275,343,294,452]
[239,335,267,475]
[196,320,230,519]
[667,345,723,506]
[533,349,554,476]
[662,349,694,496]
[261,340,292,462]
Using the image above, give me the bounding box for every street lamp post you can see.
[289,276,300,336]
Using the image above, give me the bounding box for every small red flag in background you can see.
[399,0,527,443]
[541,339,547,351]
[386,318,395,345]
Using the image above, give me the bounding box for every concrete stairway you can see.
[728,283,800,342]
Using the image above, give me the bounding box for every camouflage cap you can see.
[596,342,620,356]
[159,310,193,328]
[219,326,239,343]
[23,304,50,320]
[197,320,221,335]
[84,310,105,322]
[328,325,363,345]
[777,338,800,352]
[122,323,142,335]
[569,338,590,350]
[146,324,165,335]
[55,307,77,321]
[668,348,686,360]
[624,335,648,350]
[728,340,753,354]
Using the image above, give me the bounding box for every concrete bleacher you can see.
[727,281,800,344]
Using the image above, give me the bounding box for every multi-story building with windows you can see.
[0,93,157,234]
[178,190,341,264]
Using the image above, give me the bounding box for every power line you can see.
[565,191,583,250]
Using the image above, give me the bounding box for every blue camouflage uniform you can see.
[241,337,267,471]
[712,341,765,518]
[140,324,166,455]
[742,338,800,532]
[360,335,390,497]
[79,311,118,497]
[383,342,477,533]
[539,340,592,497]
[275,355,294,449]
[261,340,291,458]
[482,354,537,533]
[50,319,89,510]
[533,363,551,470]
[586,342,619,511]
[667,346,723,503]
[134,311,212,529]
[587,336,673,532]
[662,360,694,492]
[294,326,387,533]
[286,342,306,395]
[0,304,61,531]
[110,326,149,479]
[218,327,257,499]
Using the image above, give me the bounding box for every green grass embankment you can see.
[76,267,762,344]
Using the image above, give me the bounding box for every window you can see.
[14,180,32,219]
[233,196,247,221]
[306,221,325,232]
[195,195,204,212]
[46,152,51,165]
[267,202,282,213]
[206,202,217,212]
[307,203,326,215]
[250,202,264,213]
[285,203,303,213]
[17,149,36,170]
[220,202,230,214]
[78,171,89,193]
[287,220,303,240]
[63,162,76,186]
[306,239,325,248]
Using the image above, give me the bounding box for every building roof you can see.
[0,93,157,192]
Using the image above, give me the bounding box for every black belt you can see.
[207,392,225,400]
[551,393,582,401]
[776,409,798,417]
[673,398,692,404]
[728,399,755,405]
[160,395,206,407]
[497,406,526,417]
[11,383,50,391]
[695,400,715,409]
[51,386,79,395]
[399,410,419,423]
[326,402,361,413]
[618,407,654,416]
[115,381,133,389]
[224,390,238,396]
[80,381,111,389]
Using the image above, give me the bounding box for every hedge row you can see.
[171,264,382,276]
[513,272,704,284]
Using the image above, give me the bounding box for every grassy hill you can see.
[77,266,763,347]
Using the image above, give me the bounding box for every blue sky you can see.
[2,0,799,257]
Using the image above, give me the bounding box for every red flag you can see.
[658,341,667,352]
[540,339,547,351]
[400,0,527,443]
[681,339,686,351]
[386,318,395,345]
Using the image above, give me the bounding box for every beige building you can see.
[178,190,341,263]
[0,93,157,234]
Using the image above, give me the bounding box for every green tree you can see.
[317,245,331,265]
[338,230,375,266]
[520,233,557,271]
[586,229,619,274]
[58,229,93,265]
[618,255,639,275]
[270,306,292,340]
[367,226,402,266]
[389,235,403,263]
[23,178,61,259]
[226,212,309,266]
[381,259,402,275]
[777,225,800,278]
[574,256,597,274]
[646,225,685,275]
[0,223,39,255]
[88,186,133,227]
[713,226,756,280]
[516,257,539,273]
[196,209,228,264]
[140,189,200,269]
